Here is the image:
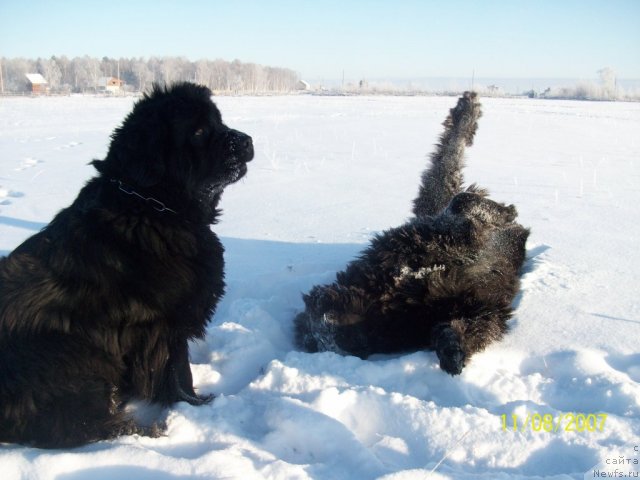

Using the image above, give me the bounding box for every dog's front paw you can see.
[137,421,168,438]
[179,390,214,406]
[438,347,465,375]
[114,419,167,439]
[170,366,214,406]
[503,204,518,223]
[434,325,466,375]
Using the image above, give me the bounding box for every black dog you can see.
[295,92,529,375]
[0,82,253,447]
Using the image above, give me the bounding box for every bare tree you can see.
[211,59,232,91]
[54,55,72,92]
[195,59,213,89]
[37,57,62,91]
[133,58,154,92]
[598,67,616,100]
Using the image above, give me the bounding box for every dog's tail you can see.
[412,91,482,218]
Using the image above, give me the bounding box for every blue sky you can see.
[1,0,639,80]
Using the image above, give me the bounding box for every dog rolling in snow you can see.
[294,92,529,375]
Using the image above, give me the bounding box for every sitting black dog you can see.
[295,92,529,375]
[0,82,253,447]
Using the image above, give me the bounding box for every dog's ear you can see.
[117,132,166,188]
[102,113,168,188]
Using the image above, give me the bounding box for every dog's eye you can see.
[194,128,205,137]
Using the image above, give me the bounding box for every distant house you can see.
[296,80,311,91]
[97,77,124,94]
[25,73,48,94]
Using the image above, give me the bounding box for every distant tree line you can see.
[0,56,301,94]
[537,67,631,101]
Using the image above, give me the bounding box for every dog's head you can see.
[94,82,253,214]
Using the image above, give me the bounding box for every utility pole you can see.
[117,60,121,95]
[0,58,4,94]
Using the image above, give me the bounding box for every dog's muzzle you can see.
[228,129,254,164]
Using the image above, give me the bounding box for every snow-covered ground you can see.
[1,94,639,479]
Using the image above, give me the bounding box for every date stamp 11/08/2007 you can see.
[501,413,608,433]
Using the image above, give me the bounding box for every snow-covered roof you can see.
[25,73,47,84]
[97,76,124,85]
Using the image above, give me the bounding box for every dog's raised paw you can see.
[438,347,465,376]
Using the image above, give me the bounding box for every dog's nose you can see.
[239,134,252,151]
[228,129,254,162]
[237,132,254,162]
[241,135,254,161]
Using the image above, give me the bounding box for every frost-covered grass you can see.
[1,94,639,479]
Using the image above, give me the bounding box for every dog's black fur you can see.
[0,82,253,447]
[294,92,529,375]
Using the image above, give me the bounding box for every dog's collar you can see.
[110,179,178,214]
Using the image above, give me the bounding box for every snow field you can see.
[0,94,639,479]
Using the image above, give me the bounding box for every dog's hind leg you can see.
[445,192,517,226]
[0,334,158,448]
[412,91,482,218]
[433,192,519,246]
[21,379,155,448]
